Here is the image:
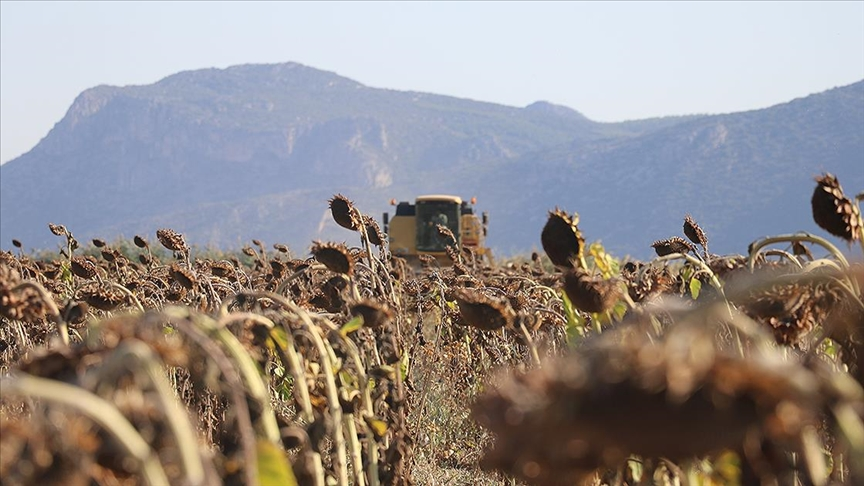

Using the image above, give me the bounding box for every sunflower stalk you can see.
[302,325,350,486]
[107,280,145,312]
[0,373,171,486]
[269,323,315,424]
[516,319,541,366]
[329,328,381,486]
[162,308,260,486]
[748,233,858,295]
[87,339,207,486]
[209,311,282,444]
[247,290,350,485]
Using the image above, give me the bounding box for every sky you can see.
[1,1,863,164]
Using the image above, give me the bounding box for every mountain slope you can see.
[481,81,864,257]
[1,62,860,259]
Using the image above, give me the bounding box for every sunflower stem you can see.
[0,373,170,486]
[748,233,858,295]
[107,281,145,312]
[91,340,207,486]
[517,320,541,366]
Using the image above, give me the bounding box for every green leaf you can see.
[560,291,586,345]
[689,277,702,300]
[60,261,73,285]
[257,439,298,486]
[339,315,364,337]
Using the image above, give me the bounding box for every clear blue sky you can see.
[2,1,863,164]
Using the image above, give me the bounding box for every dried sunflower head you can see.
[309,275,349,312]
[48,223,68,237]
[363,215,385,246]
[39,261,61,280]
[270,259,286,279]
[169,263,198,290]
[453,288,515,331]
[683,214,709,251]
[156,228,189,253]
[70,256,98,280]
[436,224,457,247]
[418,253,438,270]
[311,241,354,275]
[62,301,90,328]
[541,208,585,269]
[562,269,622,314]
[80,284,126,311]
[165,281,187,302]
[350,299,394,329]
[472,323,823,486]
[101,248,122,263]
[811,172,862,242]
[1,263,50,322]
[133,235,148,248]
[210,260,236,280]
[651,236,696,257]
[737,279,839,347]
[329,194,361,231]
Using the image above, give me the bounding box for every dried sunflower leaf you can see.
[364,416,389,438]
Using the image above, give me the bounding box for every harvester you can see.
[382,195,491,265]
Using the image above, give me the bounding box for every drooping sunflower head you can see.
[811,172,861,242]
[651,236,695,257]
[683,214,709,250]
[350,299,394,329]
[156,228,189,253]
[541,208,585,269]
[311,241,355,276]
[452,288,516,331]
[329,194,361,232]
[562,268,622,314]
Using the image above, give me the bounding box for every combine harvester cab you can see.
[383,195,491,266]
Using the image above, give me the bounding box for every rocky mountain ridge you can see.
[1,62,861,259]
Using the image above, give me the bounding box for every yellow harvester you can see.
[382,195,491,265]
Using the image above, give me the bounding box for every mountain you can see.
[1,62,862,260]
[478,81,864,257]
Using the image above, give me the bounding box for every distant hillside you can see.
[1,62,861,259]
[480,81,864,257]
